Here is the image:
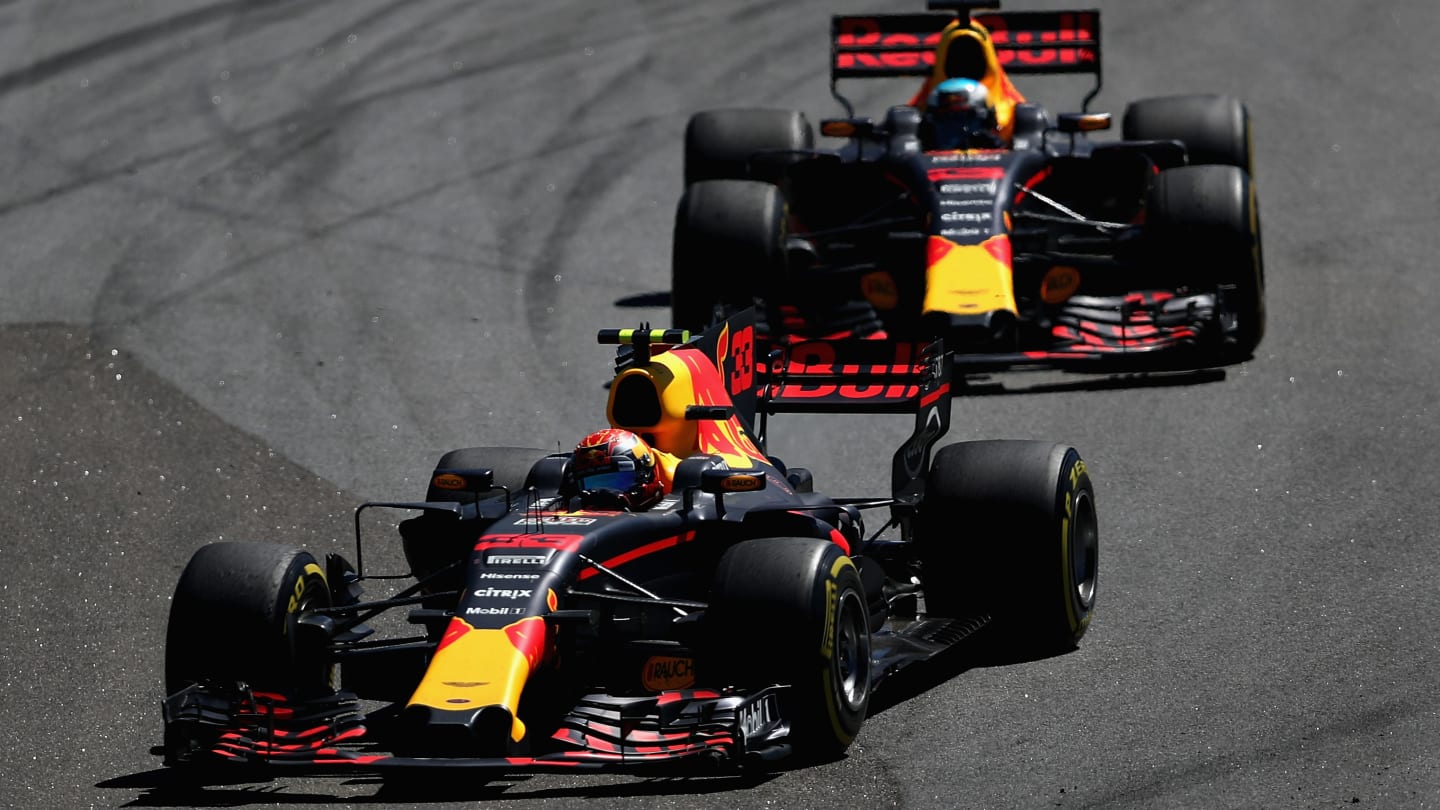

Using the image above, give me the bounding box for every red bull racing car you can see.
[673,1,1264,370]
[160,309,1099,774]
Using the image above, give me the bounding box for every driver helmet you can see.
[926,77,998,149]
[572,428,664,510]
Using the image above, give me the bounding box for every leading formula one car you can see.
[160,309,1099,774]
[673,1,1265,371]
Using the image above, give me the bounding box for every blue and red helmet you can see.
[925,77,999,149]
[572,428,664,510]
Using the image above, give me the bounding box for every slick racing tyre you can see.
[424,446,545,503]
[918,441,1098,654]
[684,108,813,186]
[672,179,785,331]
[1147,164,1265,361]
[165,542,333,695]
[708,537,871,760]
[1122,94,1254,176]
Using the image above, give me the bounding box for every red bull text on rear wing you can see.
[759,337,953,502]
[831,10,1101,79]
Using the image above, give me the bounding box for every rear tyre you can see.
[165,542,332,695]
[1122,94,1253,175]
[672,179,786,331]
[425,446,544,503]
[918,441,1098,654]
[1147,164,1265,361]
[708,537,870,760]
[685,108,813,185]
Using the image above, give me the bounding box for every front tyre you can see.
[708,537,870,760]
[1147,164,1265,361]
[164,542,333,695]
[919,441,1098,654]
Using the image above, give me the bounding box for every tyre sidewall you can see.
[919,441,1098,651]
[165,542,331,695]
[708,537,870,757]
[1043,448,1097,648]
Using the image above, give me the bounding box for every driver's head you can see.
[925,77,998,150]
[572,428,664,510]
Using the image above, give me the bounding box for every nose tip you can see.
[922,310,1017,349]
[399,703,515,756]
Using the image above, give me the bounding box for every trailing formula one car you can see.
[673,1,1265,370]
[160,310,1099,774]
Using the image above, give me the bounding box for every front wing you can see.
[949,290,1231,372]
[162,683,790,773]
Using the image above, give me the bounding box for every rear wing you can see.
[600,312,953,501]
[975,11,1101,77]
[830,8,1102,109]
[758,337,953,502]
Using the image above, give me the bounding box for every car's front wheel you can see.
[707,537,870,760]
[164,541,333,696]
[1147,164,1265,361]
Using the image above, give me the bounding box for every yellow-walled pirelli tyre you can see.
[164,542,332,696]
[918,441,1098,654]
[707,537,871,761]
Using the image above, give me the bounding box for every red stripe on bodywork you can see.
[1013,165,1054,205]
[920,383,950,408]
[927,166,1006,181]
[503,616,547,669]
[436,618,473,652]
[577,531,697,581]
[927,235,956,265]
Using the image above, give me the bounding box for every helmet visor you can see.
[938,94,972,114]
[578,457,639,492]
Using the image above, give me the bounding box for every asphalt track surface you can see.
[3,1,1439,808]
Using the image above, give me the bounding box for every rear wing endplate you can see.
[758,337,953,502]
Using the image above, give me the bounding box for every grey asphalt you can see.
[2,1,1439,807]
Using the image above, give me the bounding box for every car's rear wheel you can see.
[707,537,870,760]
[917,441,1098,655]
[672,179,785,332]
[1147,164,1265,361]
[425,446,544,503]
[165,542,333,696]
[684,108,813,186]
[1122,94,1253,175]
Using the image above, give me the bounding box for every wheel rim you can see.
[1070,490,1099,610]
[832,589,872,711]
